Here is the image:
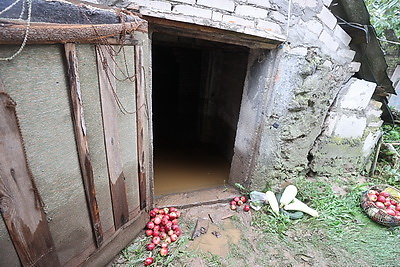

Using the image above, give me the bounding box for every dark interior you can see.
[152,32,249,195]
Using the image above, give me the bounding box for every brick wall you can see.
[97,0,382,184]
[101,0,357,67]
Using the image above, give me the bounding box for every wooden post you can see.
[0,89,60,266]
[64,43,104,247]
[96,45,130,229]
[135,45,147,210]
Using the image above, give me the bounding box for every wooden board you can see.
[64,43,104,247]
[135,45,147,210]
[0,90,60,266]
[96,45,130,230]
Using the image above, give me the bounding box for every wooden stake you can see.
[64,43,104,247]
[135,45,147,210]
[370,135,382,177]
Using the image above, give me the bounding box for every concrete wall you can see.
[388,65,400,110]
[98,0,382,188]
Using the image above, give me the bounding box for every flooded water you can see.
[154,143,230,195]
[189,220,241,256]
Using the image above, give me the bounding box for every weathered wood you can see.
[370,135,382,176]
[135,45,147,210]
[147,16,282,50]
[0,90,60,266]
[64,43,104,247]
[64,210,148,267]
[0,20,147,45]
[96,45,130,230]
[191,218,209,240]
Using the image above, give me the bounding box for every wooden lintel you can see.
[0,88,60,266]
[135,45,148,210]
[0,20,148,45]
[64,43,104,247]
[96,45,130,230]
[146,16,282,50]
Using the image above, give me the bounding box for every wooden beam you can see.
[96,45,130,230]
[135,45,147,210]
[64,43,104,247]
[0,20,148,45]
[0,90,60,266]
[146,16,282,50]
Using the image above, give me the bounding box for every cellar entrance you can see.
[152,32,249,195]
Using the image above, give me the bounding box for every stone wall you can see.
[97,0,383,188]
[310,78,383,175]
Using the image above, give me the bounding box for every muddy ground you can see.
[112,178,400,267]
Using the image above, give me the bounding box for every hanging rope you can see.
[0,0,22,16]
[0,0,32,61]
[80,6,145,115]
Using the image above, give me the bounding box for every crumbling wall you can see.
[309,78,383,175]
[99,0,383,187]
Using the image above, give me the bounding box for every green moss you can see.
[329,136,362,147]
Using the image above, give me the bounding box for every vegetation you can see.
[364,0,400,39]
[365,0,400,76]
[374,124,400,187]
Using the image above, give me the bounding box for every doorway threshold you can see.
[154,186,238,209]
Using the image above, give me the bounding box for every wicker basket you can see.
[360,184,400,227]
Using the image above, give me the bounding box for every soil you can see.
[172,204,369,267]
[112,184,400,267]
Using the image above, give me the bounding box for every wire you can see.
[0,0,32,61]
[377,38,400,45]
[0,0,22,16]
[285,0,292,42]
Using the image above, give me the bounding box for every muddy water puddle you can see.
[189,220,241,257]
[154,144,230,195]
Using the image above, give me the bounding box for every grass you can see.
[116,232,194,266]
[376,123,400,187]
[248,175,399,266]
[382,123,400,144]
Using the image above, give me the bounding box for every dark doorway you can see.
[152,32,249,195]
